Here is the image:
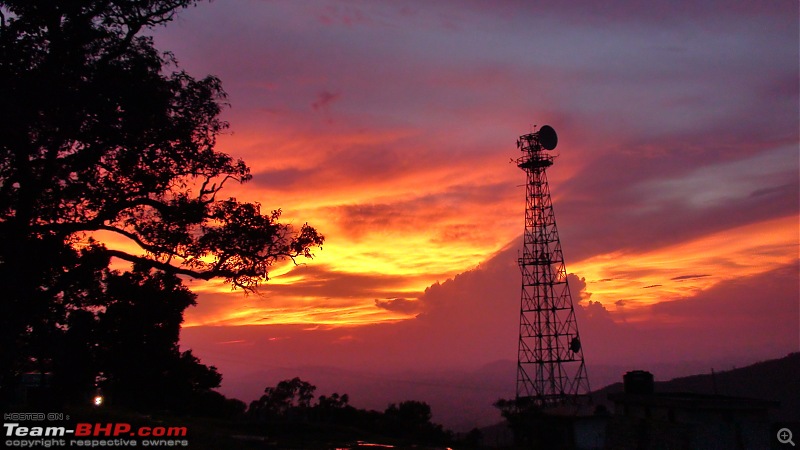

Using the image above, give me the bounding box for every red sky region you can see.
[135,0,800,428]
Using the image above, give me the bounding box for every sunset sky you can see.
[142,0,798,428]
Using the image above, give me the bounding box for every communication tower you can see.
[515,125,590,408]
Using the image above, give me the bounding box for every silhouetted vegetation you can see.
[494,397,578,449]
[246,378,453,447]
[494,397,537,447]
[0,0,322,409]
[50,264,223,411]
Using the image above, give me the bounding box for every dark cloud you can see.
[374,297,422,315]
[311,90,341,111]
[250,167,307,190]
[265,264,417,299]
[322,181,515,240]
[670,274,711,281]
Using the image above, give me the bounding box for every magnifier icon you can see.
[778,428,796,446]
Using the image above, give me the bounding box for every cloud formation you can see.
[374,297,422,315]
[145,0,800,333]
[144,1,799,415]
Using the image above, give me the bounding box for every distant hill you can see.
[591,352,800,421]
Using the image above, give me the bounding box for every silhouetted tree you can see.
[95,265,222,411]
[315,392,356,425]
[189,390,247,419]
[494,397,531,446]
[385,400,433,428]
[0,0,323,403]
[383,400,450,444]
[51,308,98,405]
[494,397,572,449]
[317,392,349,410]
[247,378,455,446]
[46,263,224,410]
[249,377,317,421]
[463,427,484,448]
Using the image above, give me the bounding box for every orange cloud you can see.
[572,214,798,314]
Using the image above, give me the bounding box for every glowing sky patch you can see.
[573,214,798,313]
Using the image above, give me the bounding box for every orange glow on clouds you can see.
[573,215,798,314]
[177,125,523,327]
[85,121,798,330]
[89,124,797,330]
[182,210,797,327]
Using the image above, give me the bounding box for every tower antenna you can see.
[514,125,591,409]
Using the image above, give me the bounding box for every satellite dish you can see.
[537,125,558,150]
[569,337,581,353]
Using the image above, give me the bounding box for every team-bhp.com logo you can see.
[6,423,187,437]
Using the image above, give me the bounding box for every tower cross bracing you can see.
[514,126,590,408]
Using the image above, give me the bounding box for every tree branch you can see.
[92,224,166,255]
[33,196,174,235]
[104,249,234,282]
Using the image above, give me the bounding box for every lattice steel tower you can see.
[515,125,590,408]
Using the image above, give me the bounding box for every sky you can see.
[143,0,799,429]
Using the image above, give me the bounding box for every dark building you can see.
[606,371,777,450]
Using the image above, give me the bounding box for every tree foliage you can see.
[249,377,318,420]
[0,0,323,288]
[94,265,222,410]
[383,400,448,444]
[0,0,323,404]
[248,378,452,446]
[48,262,231,412]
